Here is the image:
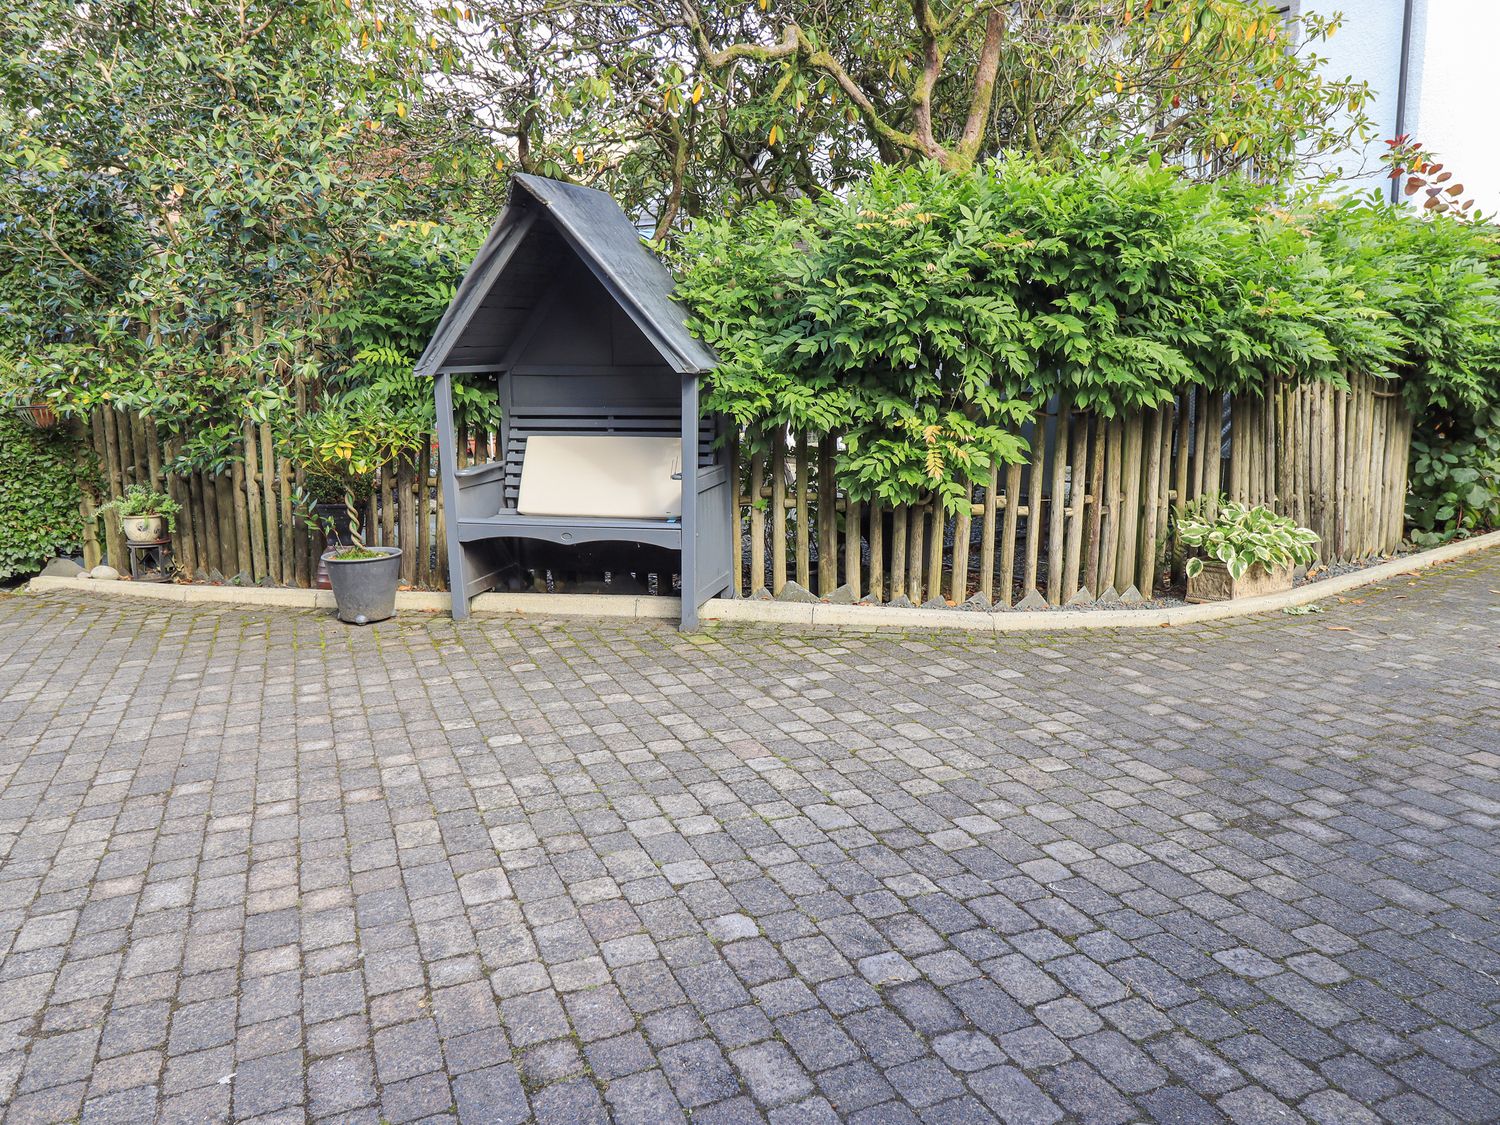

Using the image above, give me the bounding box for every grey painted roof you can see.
[415,175,716,376]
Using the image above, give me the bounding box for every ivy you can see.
[0,416,91,580]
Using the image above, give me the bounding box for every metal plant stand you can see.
[127,538,174,582]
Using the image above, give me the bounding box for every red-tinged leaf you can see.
[1434,171,1452,182]
[1447,183,1464,195]
[1405,176,1421,195]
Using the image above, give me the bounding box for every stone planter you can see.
[1186,559,1294,603]
[323,546,402,625]
[120,514,167,544]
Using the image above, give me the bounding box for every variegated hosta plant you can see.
[1176,497,1320,581]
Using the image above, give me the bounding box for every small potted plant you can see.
[284,388,424,625]
[1177,497,1320,603]
[101,483,183,544]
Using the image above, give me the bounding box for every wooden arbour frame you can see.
[416,175,732,628]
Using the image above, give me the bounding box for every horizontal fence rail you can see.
[77,374,1409,607]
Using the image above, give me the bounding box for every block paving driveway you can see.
[0,553,1498,1125]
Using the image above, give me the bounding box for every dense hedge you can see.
[676,159,1500,513]
[0,414,89,579]
[1408,406,1500,544]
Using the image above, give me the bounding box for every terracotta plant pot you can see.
[120,514,167,544]
[13,403,59,430]
[1186,559,1295,603]
[313,503,355,589]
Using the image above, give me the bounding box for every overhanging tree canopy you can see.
[443,0,1375,233]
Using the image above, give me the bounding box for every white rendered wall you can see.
[1299,0,1414,193]
[1302,0,1497,214]
[1407,0,1500,216]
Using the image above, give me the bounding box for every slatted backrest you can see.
[504,372,714,510]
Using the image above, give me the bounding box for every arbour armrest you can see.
[696,464,729,491]
[455,461,506,486]
[453,461,506,520]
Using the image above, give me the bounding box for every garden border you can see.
[23,529,1500,630]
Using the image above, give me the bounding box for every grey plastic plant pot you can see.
[323,547,403,625]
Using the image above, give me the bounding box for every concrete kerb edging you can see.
[24,528,1500,631]
[21,575,681,621]
[700,528,1500,633]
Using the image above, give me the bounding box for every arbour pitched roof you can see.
[414,174,716,377]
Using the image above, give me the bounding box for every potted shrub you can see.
[1177,497,1320,603]
[283,388,424,625]
[101,483,183,544]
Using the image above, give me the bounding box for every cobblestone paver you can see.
[0,554,1498,1124]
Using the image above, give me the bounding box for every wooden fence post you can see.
[1021,423,1046,599]
[845,496,862,601]
[1062,411,1089,602]
[1137,407,1164,598]
[243,423,268,581]
[908,503,926,603]
[927,502,944,603]
[978,465,998,603]
[94,409,125,569]
[771,428,788,595]
[817,434,837,595]
[1083,418,1106,597]
[950,488,972,604]
[998,462,1022,607]
[794,431,810,590]
[890,504,908,602]
[1115,412,1143,593]
[1046,404,1069,605]
[749,437,766,594]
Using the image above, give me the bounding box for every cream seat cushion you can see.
[516,435,682,519]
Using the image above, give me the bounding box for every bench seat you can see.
[456,511,682,549]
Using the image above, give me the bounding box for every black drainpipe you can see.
[1391,0,1416,203]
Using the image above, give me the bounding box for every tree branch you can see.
[677,0,920,159]
[910,0,943,158]
[956,9,1005,164]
